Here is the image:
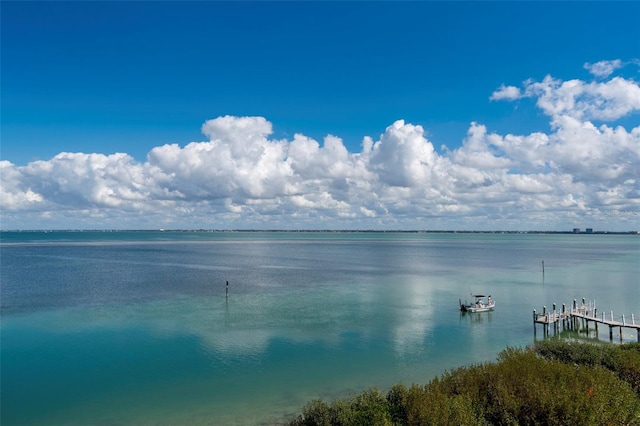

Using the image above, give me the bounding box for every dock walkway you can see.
[534,298,640,342]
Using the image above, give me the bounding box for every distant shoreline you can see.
[1,229,639,235]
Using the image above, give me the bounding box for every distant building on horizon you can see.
[572,228,594,234]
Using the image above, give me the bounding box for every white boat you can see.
[460,294,495,312]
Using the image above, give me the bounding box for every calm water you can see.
[1,231,638,425]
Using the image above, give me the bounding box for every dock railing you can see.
[534,298,639,342]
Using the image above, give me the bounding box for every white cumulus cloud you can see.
[584,59,623,78]
[498,71,640,122]
[490,85,522,101]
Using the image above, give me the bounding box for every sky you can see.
[1,1,640,231]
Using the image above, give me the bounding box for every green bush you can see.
[617,344,640,394]
[481,347,639,425]
[291,387,392,426]
[535,340,640,396]
[288,341,640,426]
[403,382,486,426]
[290,399,332,426]
[385,383,409,424]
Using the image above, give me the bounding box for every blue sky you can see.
[2,1,640,231]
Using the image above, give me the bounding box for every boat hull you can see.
[461,304,494,313]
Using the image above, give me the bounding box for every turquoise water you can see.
[1,232,638,425]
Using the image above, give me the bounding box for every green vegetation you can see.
[289,340,640,425]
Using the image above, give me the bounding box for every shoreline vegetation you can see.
[287,340,640,426]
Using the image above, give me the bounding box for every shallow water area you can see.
[2,231,638,425]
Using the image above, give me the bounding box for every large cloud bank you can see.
[2,61,639,230]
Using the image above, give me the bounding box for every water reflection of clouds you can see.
[162,278,439,360]
[5,298,277,360]
[390,276,434,358]
[199,329,272,362]
[7,277,436,361]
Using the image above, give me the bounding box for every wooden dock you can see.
[534,298,640,342]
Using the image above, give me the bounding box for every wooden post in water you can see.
[226,280,229,298]
[533,309,537,336]
[620,326,623,341]
[586,301,591,333]
[609,325,614,341]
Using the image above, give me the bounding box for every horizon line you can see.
[1,229,639,235]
